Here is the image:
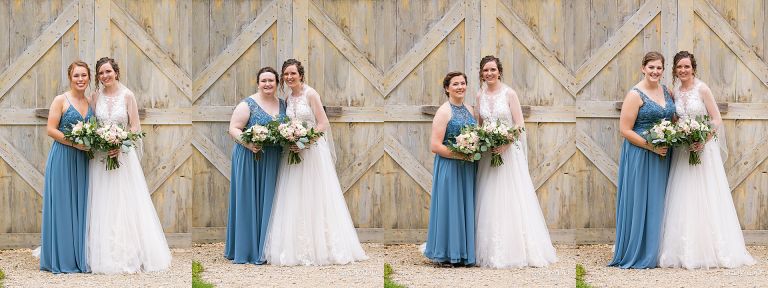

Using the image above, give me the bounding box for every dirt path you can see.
[0,248,191,287]
[577,245,768,288]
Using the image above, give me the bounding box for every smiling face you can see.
[282,65,302,89]
[70,65,89,92]
[481,61,501,85]
[98,62,118,88]
[641,59,664,83]
[258,71,277,95]
[445,75,467,99]
[674,57,694,82]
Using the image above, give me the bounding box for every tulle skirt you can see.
[475,144,557,268]
[263,137,368,266]
[87,149,172,274]
[659,140,755,269]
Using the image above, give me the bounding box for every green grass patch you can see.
[384,263,406,288]
[192,261,214,288]
[0,266,5,288]
[576,264,592,288]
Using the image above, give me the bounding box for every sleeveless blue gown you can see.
[40,97,93,273]
[225,97,286,264]
[424,103,478,266]
[609,86,676,269]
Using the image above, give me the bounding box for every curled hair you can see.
[257,66,279,86]
[672,51,697,84]
[67,60,91,85]
[279,58,305,92]
[479,55,503,83]
[94,57,121,89]
[642,51,665,67]
[442,71,467,97]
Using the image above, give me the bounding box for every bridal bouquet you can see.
[448,126,483,162]
[240,124,271,160]
[94,123,145,170]
[64,118,99,159]
[676,115,715,165]
[477,120,525,167]
[272,119,323,165]
[642,118,683,159]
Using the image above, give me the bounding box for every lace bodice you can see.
[59,96,93,132]
[95,85,129,126]
[243,97,286,127]
[478,85,514,125]
[286,85,316,127]
[444,103,476,145]
[674,79,708,119]
[631,86,676,133]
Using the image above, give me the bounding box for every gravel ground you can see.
[577,245,768,288]
[193,242,384,287]
[0,248,191,287]
[383,244,577,287]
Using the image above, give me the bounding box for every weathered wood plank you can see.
[277,0,292,63]
[146,137,193,194]
[677,0,694,52]
[695,0,768,89]
[383,136,432,195]
[532,139,576,190]
[0,1,77,101]
[293,0,309,64]
[727,133,768,191]
[496,2,577,96]
[661,0,677,85]
[190,130,231,182]
[480,0,496,57]
[192,1,278,100]
[78,0,95,67]
[339,136,385,193]
[109,1,192,98]
[576,129,618,187]
[0,232,191,248]
[464,0,481,97]
[0,136,43,196]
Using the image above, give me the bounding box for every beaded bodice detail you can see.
[674,79,708,120]
[286,85,316,127]
[242,97,286,127]
[95,86,129,126]
[631,85,676,133]
[478,85,513,125]
[444,103,476,145]
[59,97,93,132]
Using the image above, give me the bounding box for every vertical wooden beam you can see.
[78,0,95,67]
[293,0,309,68]
[94,0,110,58]
[678,0,694,52]
[661,0,678,86]
[277,0,293,67]
[480,0,497,57]
[464,0,481,104]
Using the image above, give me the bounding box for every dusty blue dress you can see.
[609,86,676,269]
[40,96,93,273]
[225,97,286,264]
[424,103,478,266]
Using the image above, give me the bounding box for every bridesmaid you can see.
[40,60,94,273]
[225,67,286,264]
[423,71,478,267]
[609,51,676,269]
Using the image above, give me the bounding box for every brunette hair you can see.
[443,71,467,97]
[94,57,120,89]
[479,55,503,83]
[642,51,665,67]
[257,66,280,85]
[672,51,697,84]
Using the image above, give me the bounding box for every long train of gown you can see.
[658,79,755,269]
[474,85,557,268]
[263,85,367,266]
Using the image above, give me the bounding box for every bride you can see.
[86,57,172,273]
[474,55,557,268]
[262,59,368,266]
[658,51,755,269]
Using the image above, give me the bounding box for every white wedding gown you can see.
[87,84,172,274]
[474,85,557,268]
[658,79,755,269]
[263,85,368,266]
